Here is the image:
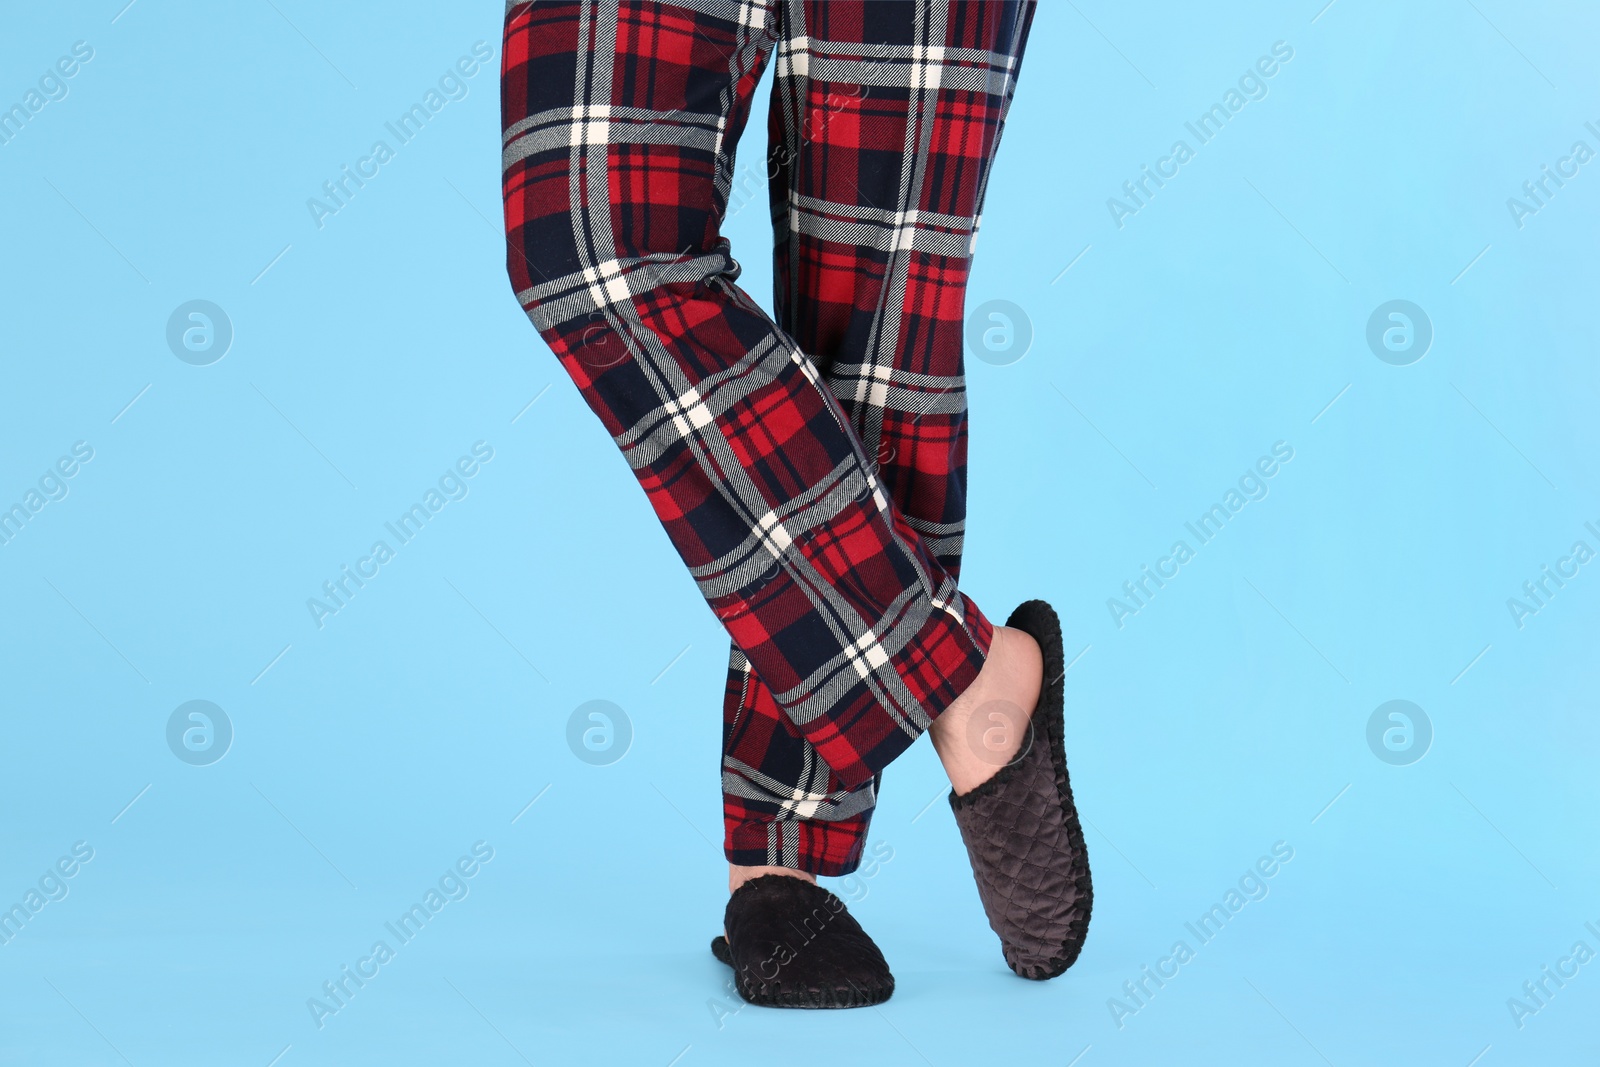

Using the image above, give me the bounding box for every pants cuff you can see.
[724,811,874,877]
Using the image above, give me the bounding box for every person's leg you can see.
[502,0,994,797]
[723,643,874,880]
[721,0,1040,881]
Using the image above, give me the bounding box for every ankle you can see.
[729,864,816,894]
[930,626,1043,795]
[939,702,1032,795]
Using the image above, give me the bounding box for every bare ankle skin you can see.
[928,625,1044,795]
[728,864,815,894]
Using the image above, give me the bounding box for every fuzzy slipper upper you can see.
[710,875,893,1008]
[948,599,1094,979]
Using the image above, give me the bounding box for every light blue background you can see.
[2,1,1597,1064]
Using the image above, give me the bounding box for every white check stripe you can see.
[571,103,611,146]
[843,629,891,681]
[582,259,630,309]
[910,44,945,91]
[664,384,716,436]
[778,35,810,77]
[854,361,893,408]
[782,787,827,818]
[756,510,793,555]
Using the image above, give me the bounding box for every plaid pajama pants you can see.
[502,0,1035,875]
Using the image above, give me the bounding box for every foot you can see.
[947,600,1093,979]
[711,874,894,1008]
[726,865,813,939]
[927,625,1044,795]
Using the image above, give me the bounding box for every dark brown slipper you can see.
[949,599,1093,979]
[709,874,893,1008]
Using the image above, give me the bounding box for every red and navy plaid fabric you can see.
[502,0,1034,875]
